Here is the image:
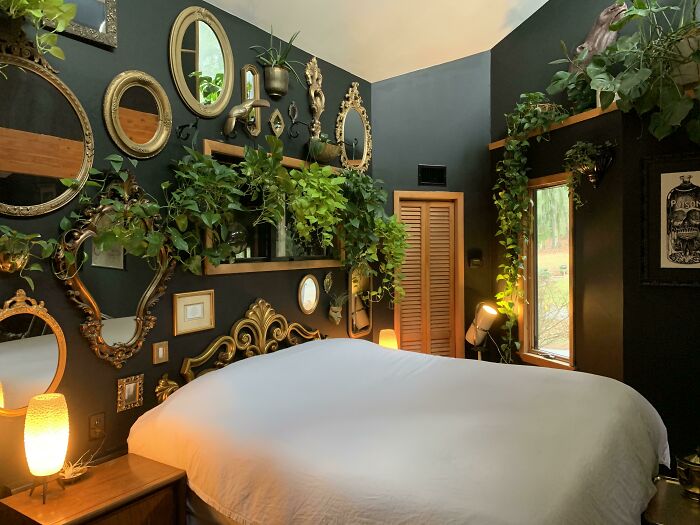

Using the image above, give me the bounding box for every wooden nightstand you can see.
[643,476,700,525]
[0,454,186,525]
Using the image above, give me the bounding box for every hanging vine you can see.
[493,93,568,364]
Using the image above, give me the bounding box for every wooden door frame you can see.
[393,191,465,358]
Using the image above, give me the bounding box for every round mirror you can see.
[343,109,366,166]
[0,56,94,217]
[0,290,66,417]
[104,70,172,159]
[298,275,320,315]
[169,7,234,118]
[336,82,372,173]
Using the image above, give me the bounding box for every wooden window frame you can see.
[393,191,465,358]
[519,173,575,371]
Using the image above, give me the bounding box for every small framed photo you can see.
[173,290,215,336]
[117,374,144,413]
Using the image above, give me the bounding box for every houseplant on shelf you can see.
[0,225,56,290]
[547,43,598,113]
[308,133,342,164]
[250,27,304,98]
[563,140,615,207]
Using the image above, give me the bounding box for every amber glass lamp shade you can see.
[24,393,69,477]
[378,329,399,350]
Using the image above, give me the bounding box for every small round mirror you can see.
[298,275,320,315]
[0,291,66,417]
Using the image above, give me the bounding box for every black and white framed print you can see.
[643,153,700,287]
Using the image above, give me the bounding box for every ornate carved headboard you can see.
[156,299,323,403]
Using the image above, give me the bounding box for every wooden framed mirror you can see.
[104,70,172,159]
[336,82,372,173]
[0,290,67,417]
[56,175,175,368]
[0,54,94,217]
[169,6,234,118]
[348,268,372,338]
[298,274,320,315]
[240,64,262,137]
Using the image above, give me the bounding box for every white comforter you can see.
[129,339,669,525]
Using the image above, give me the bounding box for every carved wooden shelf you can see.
[488,103,619,151]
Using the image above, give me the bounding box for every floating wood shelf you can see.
[488,103,619,151]
[0,126,84,178]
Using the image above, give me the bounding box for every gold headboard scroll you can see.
[156,299,323,403]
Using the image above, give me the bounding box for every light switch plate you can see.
[152,341,169,364]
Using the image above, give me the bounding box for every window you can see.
[521,174,574,370]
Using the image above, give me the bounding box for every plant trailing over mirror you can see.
[563,141,616,207]
[493,93,568,364]
[0,0,76,59]
[0,225,57,289]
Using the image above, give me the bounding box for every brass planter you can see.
[309,138,341,164]
[677,449,700,500]
[264,66,289,99]
[0,251,29,274]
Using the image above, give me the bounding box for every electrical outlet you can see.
[152,341,169,364]
[89,412,105,441]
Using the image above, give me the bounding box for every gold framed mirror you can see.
[169,6,234,118]
[306,57,325,138]
[0,290,67,417]
[348,268,372,338]
[336,82,372,173]
[104,70,172,159]
[0,54,94,217]
[298,274,320,315]
[240,64,262,137]
[56,175,175,368]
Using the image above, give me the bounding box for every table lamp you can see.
[378,329,398,349]
[0,380,4,409]
[465,303,498,360]
[24,393,69,503]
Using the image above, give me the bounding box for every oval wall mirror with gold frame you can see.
[240,64,262,137]
[103,70,172,159]
[0,290,67,417]
[169,6,234,118]
[336,82,372,174]
[0,54,94,217]
[298,274,320,315]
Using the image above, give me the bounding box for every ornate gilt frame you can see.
[56,175,175,369]
[240,64,262,137]
[0,290,67,417]
[103,70,172,159]
[306,57,325,138]
[156,299,323,403]
[169,6,234,118]
[335,82,372,173]
[117,374,144,412]
[298,274,320,315]
[45,0,118,48]
[0,53,94,217]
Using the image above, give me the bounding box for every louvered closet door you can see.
[396,195,462,358]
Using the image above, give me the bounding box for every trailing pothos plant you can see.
[0,0,76,59]
[493,93,568,364]
[0,225,57,290]
[337,169,408,303]
[562,140,615,208]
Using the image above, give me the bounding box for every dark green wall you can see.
[0,0,370,489]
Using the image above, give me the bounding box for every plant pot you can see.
[328,305,343,325]
[264,66,289,99]
[0,251,29,273]
[673,31,700,88]
[575,150,614,189]
[309,138,341,164]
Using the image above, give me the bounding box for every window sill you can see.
[520,351,575,371]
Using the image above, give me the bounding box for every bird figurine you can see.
[223,99,271,137]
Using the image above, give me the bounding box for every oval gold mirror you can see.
[104,71,172,159]
[298,274,320,315]
[0,290,67,417]
[0,54,94,217]
[169,6,234,118]
[336,82,372,173]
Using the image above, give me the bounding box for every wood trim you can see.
[488,103,619,151]
[0,127,84,179]
[393,191,465,359]
[520,351,575,371]
[203,140,308,170]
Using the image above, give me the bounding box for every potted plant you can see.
[563,141,615,209]
[0,225,57,290]
[547,43,598,113]
[309,133,342,164]
[250,28,304,98]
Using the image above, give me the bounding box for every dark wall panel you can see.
[0,0,368,488]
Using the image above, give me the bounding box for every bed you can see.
[129,300,669,525]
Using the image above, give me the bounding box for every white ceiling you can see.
[204,0,550,82]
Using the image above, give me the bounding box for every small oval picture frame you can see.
[298,274,320,315]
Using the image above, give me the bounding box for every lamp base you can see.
[29,475,64,504]
[474,345,488,361]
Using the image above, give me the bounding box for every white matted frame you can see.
[173,290,215,336]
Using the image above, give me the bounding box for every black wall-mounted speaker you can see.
[418,164,447,186]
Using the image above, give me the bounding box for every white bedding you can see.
[129,339,669,525]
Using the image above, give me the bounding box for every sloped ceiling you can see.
[204,0,550,82]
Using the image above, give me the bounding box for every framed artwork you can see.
[117,374,143,412]
[173,290,215,335]
[642,153,700,287]
[47,0,118,48]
